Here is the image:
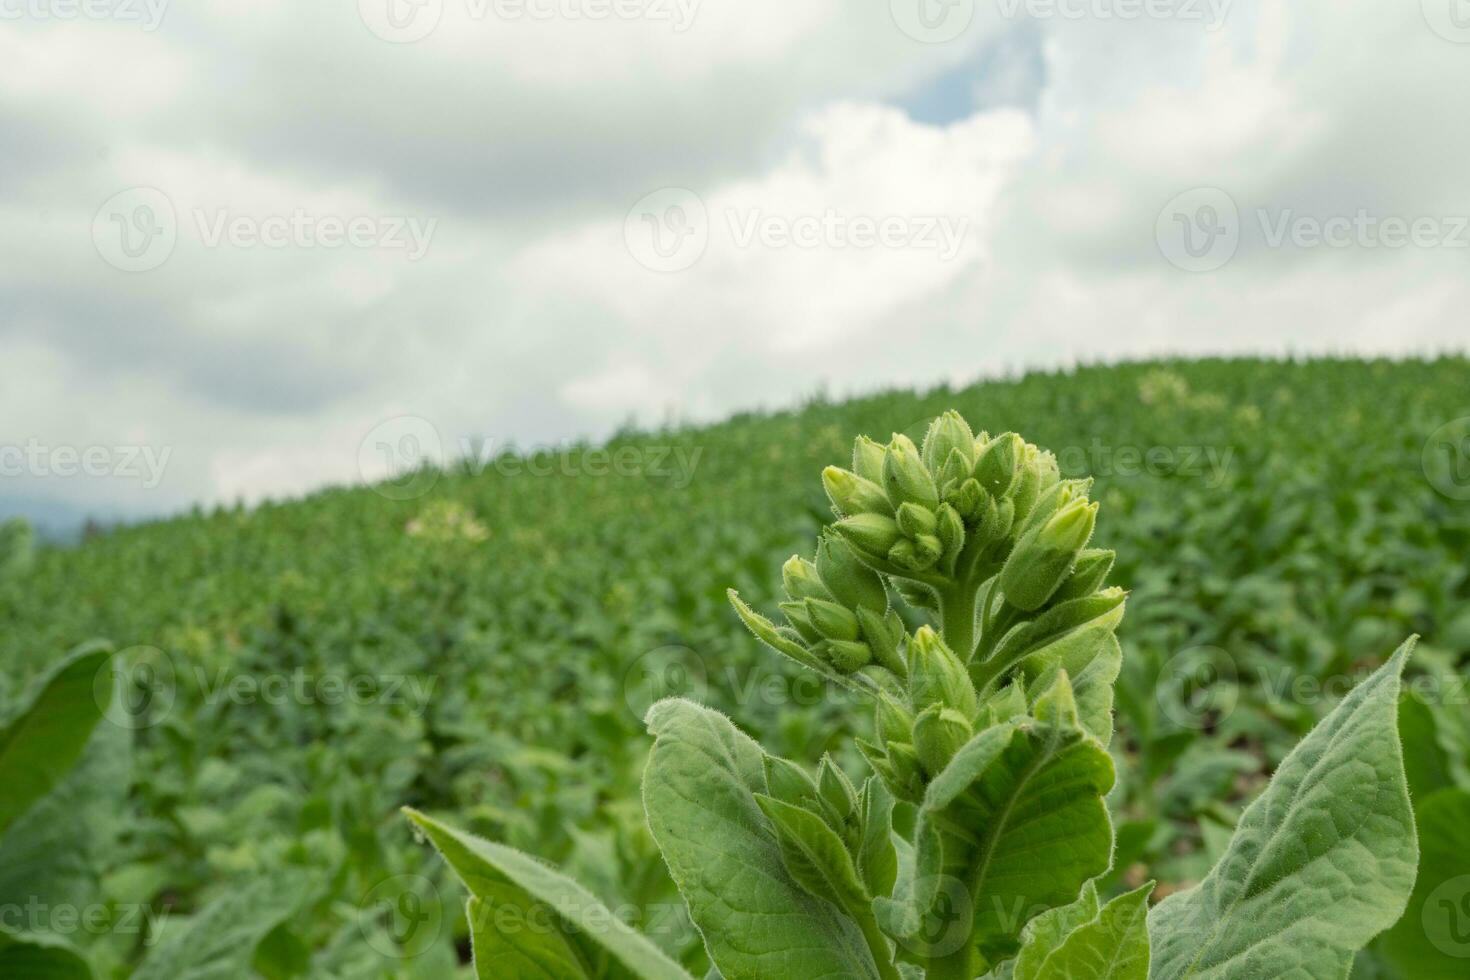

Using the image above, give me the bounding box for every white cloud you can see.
[1,0,1466,525]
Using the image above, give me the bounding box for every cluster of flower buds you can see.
[732,411,1126,802]
[823,412,1087,585]
[731,529,909,689]
[858,626,983,802]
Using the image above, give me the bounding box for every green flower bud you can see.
[835,513,903,558]
[999,499,1099,612]
[822,466,892,517]
[764,754,818,808]
[857,664,904,696]
[907,626,979,717]
[778,601,822,643]
[821,639,873,672]
[935,448,973,498]
[856,607,907,678]
[882,434,940,510]
[1010,444,1041,521]
[852,435,888,485]
[913,534,943,565]
[816,531,887,614]
[886,538,920,570]
[875,693,915,743]
[922,411,976,472]
[817,755,858,821]
[882,741,927,802]
[1020,477,1091,538]
[976,432,1022,498]
[888,536,941,572]
[1052,548,1114,602]
[935,503,965,558]
[804,598,861,641]
[1013,448,1060,524]
[896,502,939,538]
[782,555,829,602]
[949,477,986,523]
[913,705,974,778]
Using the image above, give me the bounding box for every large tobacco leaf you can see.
[642,698,882,980]
[1147,644,1418,979]
[408,809,691,979]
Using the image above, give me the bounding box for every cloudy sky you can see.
[3,0,1467,530]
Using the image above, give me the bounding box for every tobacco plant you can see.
[408,412,1420,979]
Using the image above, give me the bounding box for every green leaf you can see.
[858,778,898,900]
[132,871,309,980]
[754,794,868,914]
[0,926,92,980]
[1034,882,1152,979]
[878,677,1115,969]
[1377,787,1470,979]
[0,716,130,911]
[642,698,882,980]
[1147,643,1419,979]
[0,646,113,836]
[1010,882,1099,980]
[406,808,691,980]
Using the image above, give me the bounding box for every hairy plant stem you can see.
[923,944,977,980]
[939,579,979,664]
[854,909,905,980]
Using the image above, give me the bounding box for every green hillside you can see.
[3,356,1468,978]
